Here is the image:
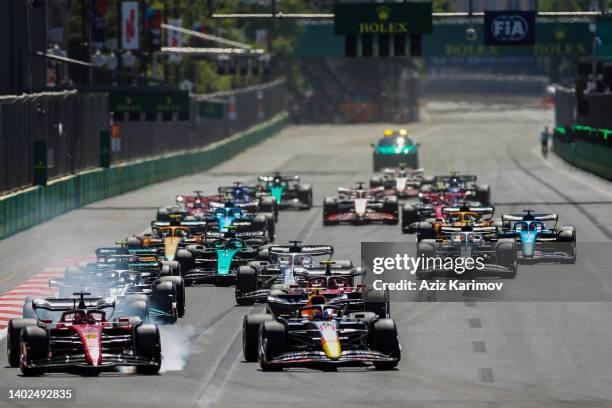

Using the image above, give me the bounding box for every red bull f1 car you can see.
[242,295,400,370]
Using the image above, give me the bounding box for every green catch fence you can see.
[0,113,288,240]
[552,125,612,181]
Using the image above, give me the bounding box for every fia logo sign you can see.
[492,15,528,41]
[484,10,535,46]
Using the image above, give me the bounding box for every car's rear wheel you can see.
[7,318,37,367]
[401,206,419,233]
[557,226,577,263]
[364,289,389,318]
[159,276,186,317]
[125,300,150,322]
[236,266,258,306]
[151,281,177,323]
[156,208,170,222]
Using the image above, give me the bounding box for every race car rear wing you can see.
[268,245,334,257]
[502,213,558,224]
[442,206,495,219]
[440,226,497,235]
[31,296,111,311]
[434,174,478,183]
[218,184,262,195]
[258,174,300,182]
[151,220,207,234]
[96,247,158,258]
[176,194,224,205]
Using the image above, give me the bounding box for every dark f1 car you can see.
[409,204,496,241]
[234,241,335,305]
[175,231,266,285]
[127,218,207,262]
[416,226,518,279]
[498,210,576,264]
[74,247,186,321]
[202,200,275,242]
[156,191,223,221]
[242,294,400,371]
[7,293,161,376]
[217,182,278,220]
[427,172,491,205]
[323,182,398,225]
[258,173,313,210]
[401,191,478,233]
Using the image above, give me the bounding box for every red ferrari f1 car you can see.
[7,293,161,376]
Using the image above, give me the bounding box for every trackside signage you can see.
[109,91,189,114]
[484,10,536,46]
[334,3,432,35]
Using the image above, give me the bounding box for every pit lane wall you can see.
[553,125,612,181]
[0,113,288,240]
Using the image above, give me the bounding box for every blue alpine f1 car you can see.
[498,210,576,264]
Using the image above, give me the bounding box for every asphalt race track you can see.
[1,102,612,408]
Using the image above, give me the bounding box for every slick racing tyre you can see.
[401,206,420,233]
[372,319,401,370]
[176,249,195,285]
[242,314,274,362]
[156,208,170,222]
[415,239,437,280]
[373,155,382,172]
[383,196,399,225]
[259,321,286,371]
[474,185,491,206]
[298,186,313,209]
[323,197,338,226]
[236,266,258,306]
[159,276,186,317]
[557,226,577,263]
[7,318,37,367]
[126,236,142,248]
[259,197,276,215]
[370,176,383,189]
[125,300,150,322]
[495,238,517,278]
[19,325,48,376]
[263,213,275,242]
[134,324,162,374]
[151,281,178,323]
[365,289,389,318]
[415,222,435,241]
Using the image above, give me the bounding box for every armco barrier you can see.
[0,113,288,240]
[553,126,612,181]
